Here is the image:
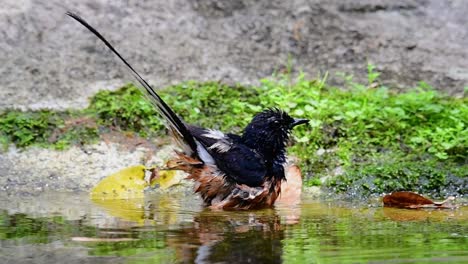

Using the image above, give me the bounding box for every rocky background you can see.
[1,0,467,111]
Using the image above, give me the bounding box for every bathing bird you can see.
[67,12,308,210]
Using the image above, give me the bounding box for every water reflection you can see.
[0,192,467,263]
[141,193,302,263]
[166,210,285,263]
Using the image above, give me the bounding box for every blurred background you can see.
[1,0,467,111]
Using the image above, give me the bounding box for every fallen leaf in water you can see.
[382,207,462,222]
[383,191,455,209]
[92,197,146,222]
[90,165,183,223]
[383,207,432,221]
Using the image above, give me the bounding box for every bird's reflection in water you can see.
[126,164,302,262]
[138,177,301,263]
[166,209,293,264]
[130,192,299,263]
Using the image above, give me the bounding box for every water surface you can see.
[0,192,467,263]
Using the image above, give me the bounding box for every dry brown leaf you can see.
[383,191,454,209]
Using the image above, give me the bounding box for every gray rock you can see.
[0,0,466,111]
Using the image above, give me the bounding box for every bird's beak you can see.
[291,118,309,128]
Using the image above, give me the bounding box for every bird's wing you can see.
[187,126,266,187]
[66,12,198,157]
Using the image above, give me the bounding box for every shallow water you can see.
[0,191,467,264]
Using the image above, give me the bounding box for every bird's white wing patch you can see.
[202,129,233,153]
[208,141,231,153]
[203,129,226,140]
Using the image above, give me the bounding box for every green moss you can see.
[0,68,466,196]
[0,110,99,150]
[87,84,163,137]
[328,154,468,198]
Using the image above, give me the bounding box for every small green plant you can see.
[0,110,60,148]
[367,62,380,87]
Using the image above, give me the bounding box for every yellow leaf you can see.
[91,165,149,200]
[152,170,182,189]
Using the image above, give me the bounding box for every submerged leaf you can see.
[90,165,181,223]
[383,207,456,221]
[92,197,147,222]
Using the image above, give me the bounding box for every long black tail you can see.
[66,11,198,156]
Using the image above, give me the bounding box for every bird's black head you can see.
[242,108,308,162]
